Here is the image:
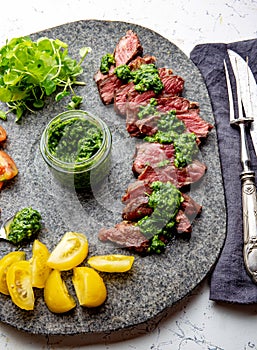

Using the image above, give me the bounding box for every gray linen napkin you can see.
[190,39,257,303]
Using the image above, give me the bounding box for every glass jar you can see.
[40,110,112,189]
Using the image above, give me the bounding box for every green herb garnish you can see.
[173,132,198,168]
[114,64,132,81]
[47,117,103,163]
[113,63,164,94]
[0,37,91,121]
[7,207,42,245]
[137,181,183,254]
[137,98,158,119]
[140,102,199,167]
[131,64,164,94]
[100,53,116,74]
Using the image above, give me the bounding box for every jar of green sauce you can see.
[40,110,112,189]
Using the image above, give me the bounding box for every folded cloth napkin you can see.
[190,38,257,303]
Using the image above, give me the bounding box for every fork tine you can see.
[224,59,235,122]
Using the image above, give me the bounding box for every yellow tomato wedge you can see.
[6,260,34,310]
[30,240,52,288]
[0,251,26,295]
[87,254,135,273]
[72,267,107,307]
[44,269,76,313]
[47,232,88,271]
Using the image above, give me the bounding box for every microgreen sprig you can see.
[0,36,91,122]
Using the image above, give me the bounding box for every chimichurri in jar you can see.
[40,110,112,189]
[47,117,103,164]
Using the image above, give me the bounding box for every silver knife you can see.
[226,49,257,282]
[227,49,257,155]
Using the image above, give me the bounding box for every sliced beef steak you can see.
[115,85,155,116]
[122,180,152,203]
[176,109,213,139]
[160,74,184,97]
[114,81,135,115]
[114,30,143,67]
[94,70,123,105]
[98,221,149,253]
[128,54,156,70]
[121,179,202,222]
[132,141,206,187]
[95,30,209,254]
[137,160,206,188]
[181,193,202,218]
[113,55,157,115]
[156,96,197,114]
[114,66,185,117]
[132,142,175,175]
[157,68,184,96]
[94,30,143,105]
[122,195,153,221]
[175,210,192,234]
[98,209,192,254]
[126,97,211,139]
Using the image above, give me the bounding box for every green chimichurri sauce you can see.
[114,63,164,94]
[47,117,103,163]
[100,53,116,74]
[141,100,198,168]
[7,207,42,245]
[114,64,132,81]
[138,181,183,254]
[173,133,198,168]
[138,98,158,119]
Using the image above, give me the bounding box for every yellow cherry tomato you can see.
[87,254,135,273]
[47,232,88,271]
[0,251,26,295]
[72,267,107,307]
[44,269,76,313]
[30,240,52,288]
[6,260,34,310]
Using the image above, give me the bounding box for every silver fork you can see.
[224,56,257,283]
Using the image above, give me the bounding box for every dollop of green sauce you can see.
[100,53,116,74]
[114,64,132,81]
[140,99,198,168]
[114,63,164,94]
[137,97,158,119]
[138,181,184,254]
[47,117,103,163]
[7,207,42,245]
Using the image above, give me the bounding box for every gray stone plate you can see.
[0,20,226,336]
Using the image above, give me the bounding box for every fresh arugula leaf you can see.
[67,95,83,109]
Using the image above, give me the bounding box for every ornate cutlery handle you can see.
[241,171,257,282]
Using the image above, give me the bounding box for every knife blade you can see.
[227,49,257,155]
